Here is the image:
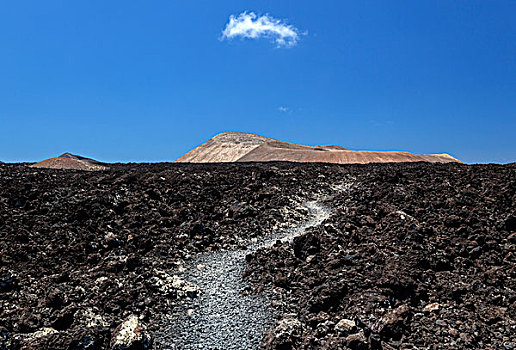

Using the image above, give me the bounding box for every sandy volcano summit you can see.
[175,132,461,164]
[30,153,108,171]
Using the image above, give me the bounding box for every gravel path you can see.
[154,201,330,350]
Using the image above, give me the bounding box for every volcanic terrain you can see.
[30,153,108,171]
[1,160,515,350]
[175,132,462,164]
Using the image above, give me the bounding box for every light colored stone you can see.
[111,315,146,349]
[171,275,200,298]
[28,328,59,339]
[153,270,200,298]
[423,302,440,312]
[335,319,356,333]
[82,308,109,328]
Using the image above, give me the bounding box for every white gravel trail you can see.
[154,201,330,350]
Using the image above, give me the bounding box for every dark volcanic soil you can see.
[0,161,515,349]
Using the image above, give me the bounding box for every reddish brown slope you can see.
[30,153,108,171]
[175,132,462,164]
[175,132,273,163]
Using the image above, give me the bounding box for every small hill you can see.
[30,153,108,171]
[175,132,462,164]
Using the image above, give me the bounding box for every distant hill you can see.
[175,132,462,164]
[30,153,108,171]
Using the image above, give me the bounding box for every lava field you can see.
[1,161,515,349]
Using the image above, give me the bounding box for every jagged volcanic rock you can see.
[0,161,323,349]
[245,162,516,349]
[175,132,461,164]
[30,153,108,171]
[1,161,514,349]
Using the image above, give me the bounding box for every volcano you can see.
[175,132,461,164]
[30,152,108,171]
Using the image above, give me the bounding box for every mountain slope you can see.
[175,132,462,164]
[30,153,108,171]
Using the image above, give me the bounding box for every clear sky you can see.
[1,1,514,164]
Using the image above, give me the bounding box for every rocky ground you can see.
[0,162,331,349]
[153,201,330,350]
[246,162,516,349]
[0,161,515,349]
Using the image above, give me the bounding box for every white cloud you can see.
[221,12,301,48]
[278,106,290,113]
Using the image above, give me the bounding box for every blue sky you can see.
[0,1,514,164]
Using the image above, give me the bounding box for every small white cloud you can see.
[221,12,301,48]
[278,106,290,113]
